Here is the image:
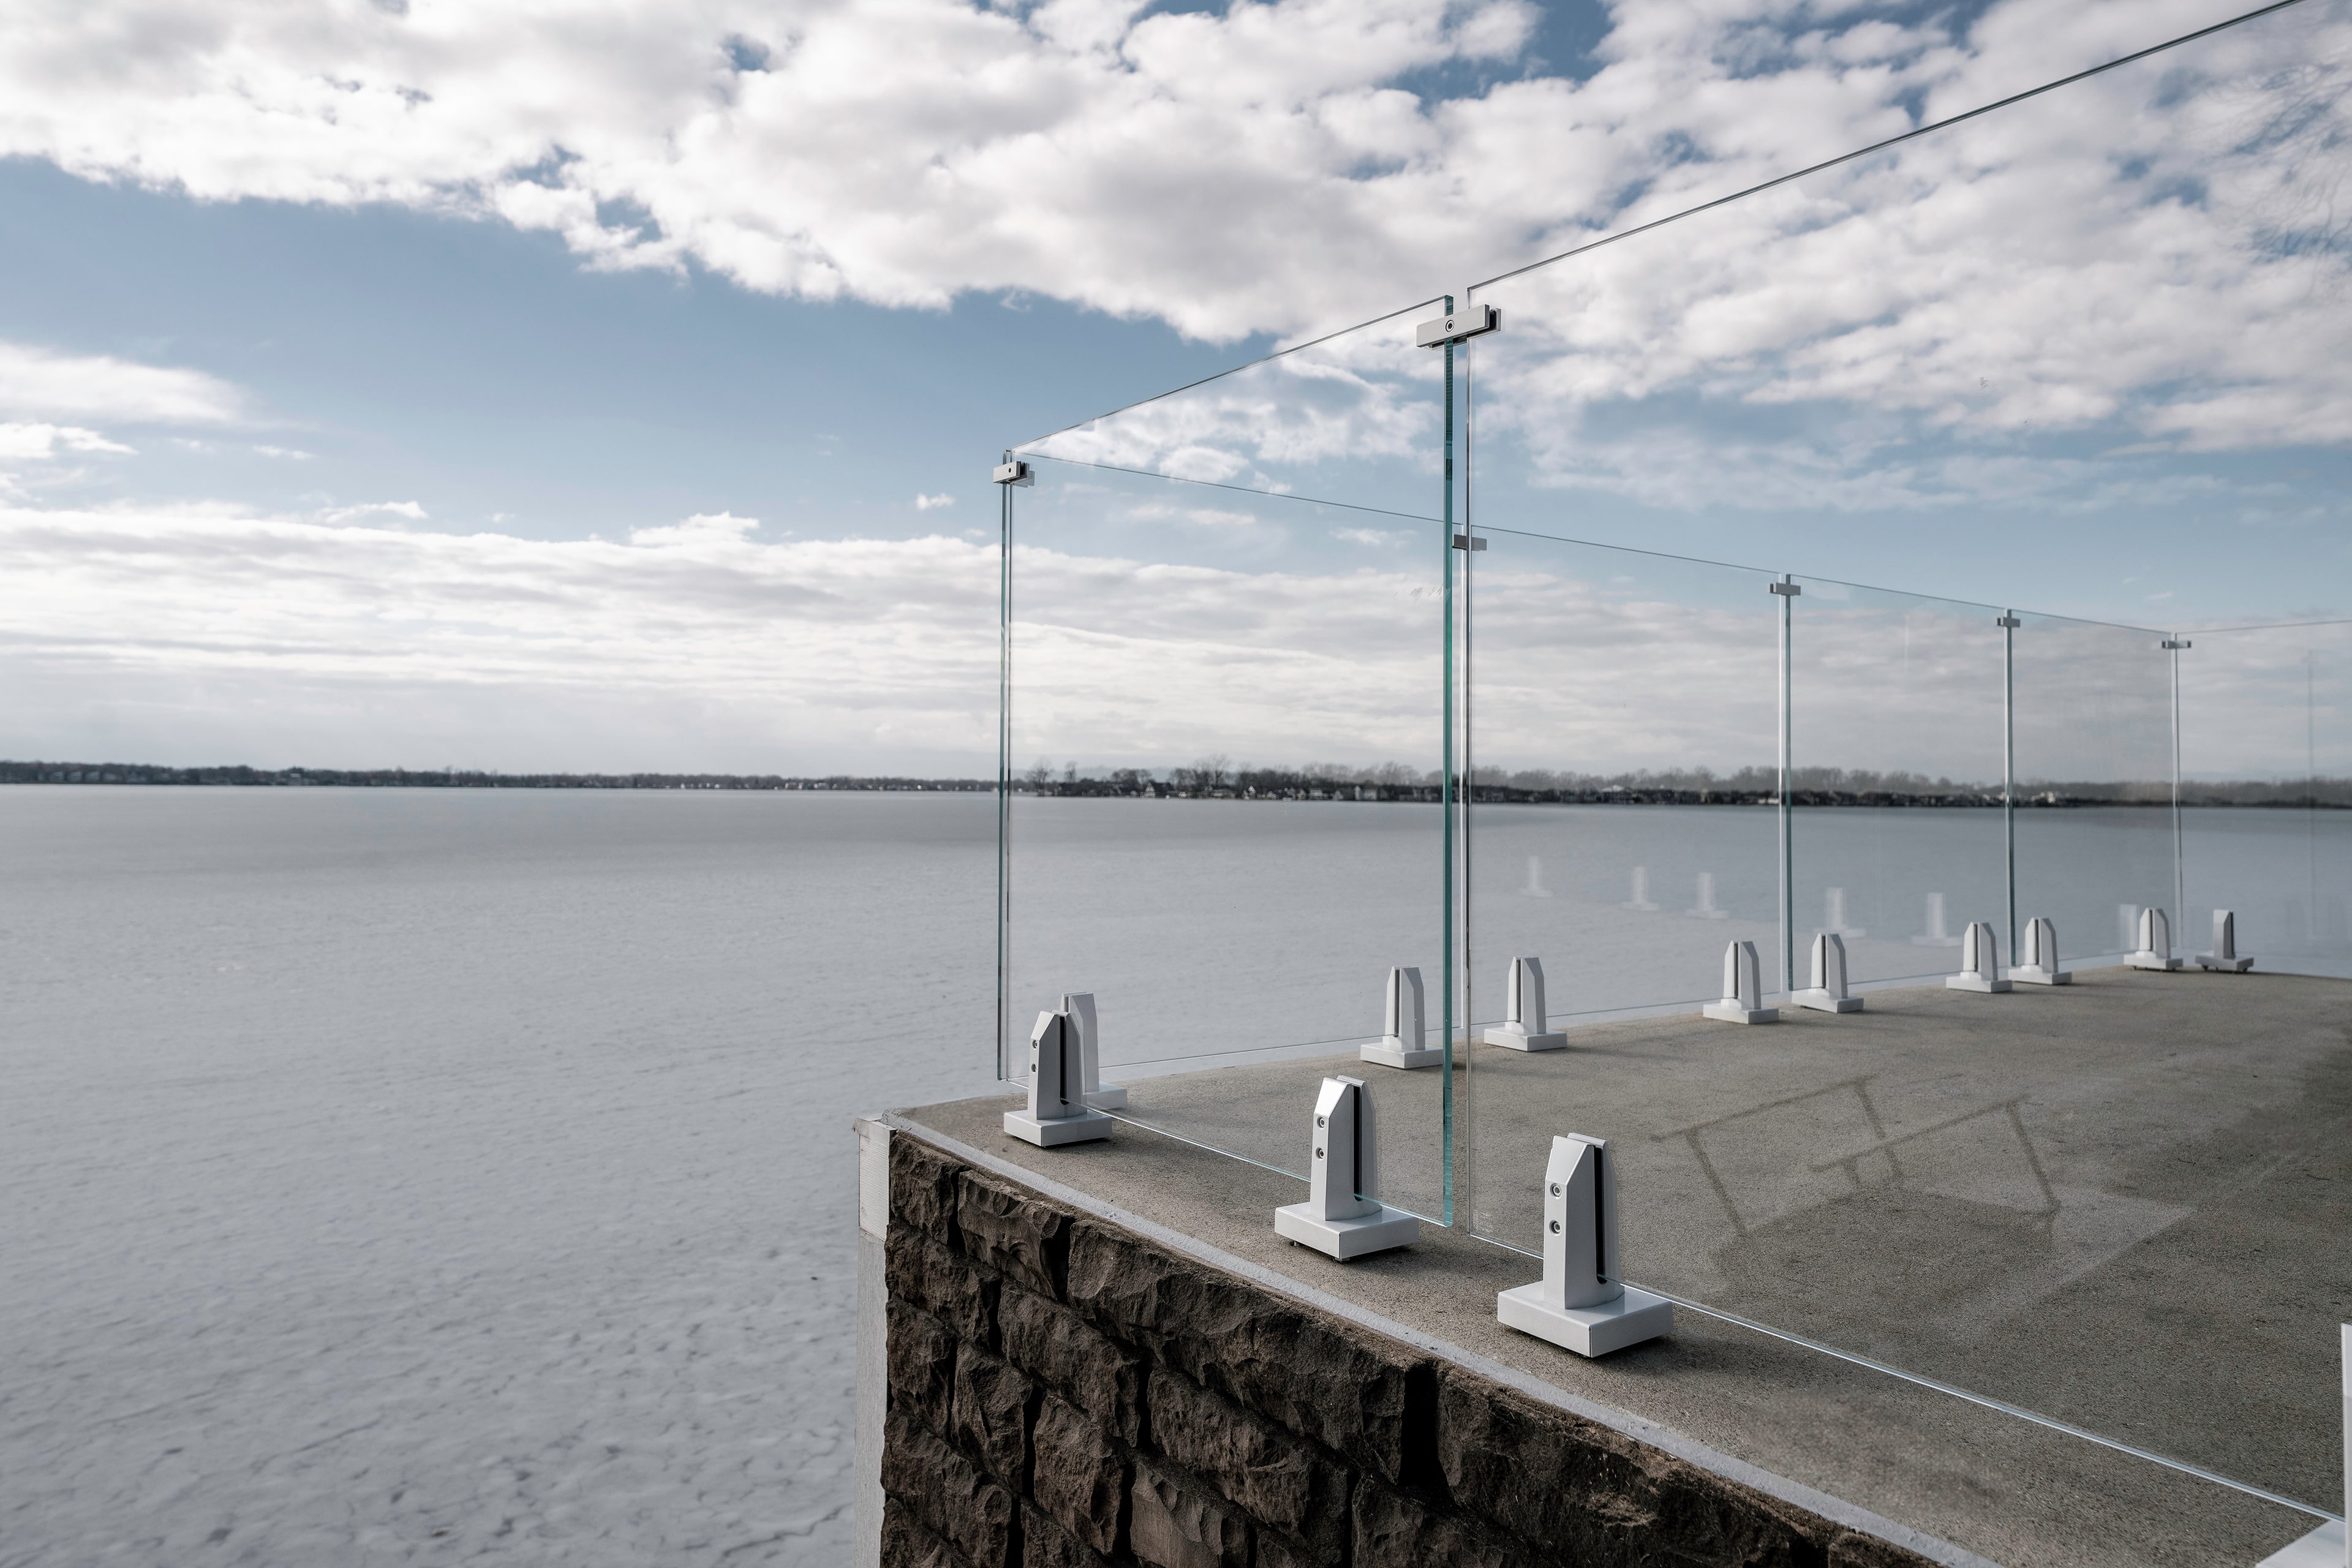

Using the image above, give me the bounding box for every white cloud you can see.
[1,0,2309,350]
[1017,2,2352,512]
[0,423,134,459]
[0,0,2337,543]
[914,492,954,511]
[318,500,429,523]
[0,494,2326,778]
[0,341,243,425]
[625,510,756,546]
[0,500,1001,771]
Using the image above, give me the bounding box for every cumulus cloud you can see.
[913,492,954,511]
[1,0,2339,535]
[0,501,1001,771]
[1019,1,2352,519]
[0,423,134,459]
[318,500,429,522]
[0,492,2324,777]
[0,340,244,425]
[1,0,2312,347]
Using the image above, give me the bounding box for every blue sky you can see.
[0,0,2342,773]
[0,156,1250,545]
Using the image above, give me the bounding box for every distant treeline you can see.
[0,761,987,792]
[1474,765,2348,808]
[8,757,2343,807]
[1023,758,2350,808]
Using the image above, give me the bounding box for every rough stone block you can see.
[888,1298,958,1438]
[952,1341,1037,1489]
[1020,1500,1112,1568]
[892,1134,967,1247]
[1031,1392,1125,1556]
[1250,1528,1321,1568]
[888,1227,998,1349]
[884,1410,1016,1568]
[1213,1312,1419,1487]
[959,1168,1074,1300]
[1146,1368,1348,1561]
[1000,1284,1144,1446]
[1066,1218,1417,1483]
[1351,1477,1510,1568]
[883,1493,976,1568]
[1436,1370,1863,1564]
[1129,1457,1252,1568]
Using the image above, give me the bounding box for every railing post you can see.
[2000,612,2021,962]
[2163,636,2192,936]
[1440,300,1458,1228]
[1772,577,1800,995]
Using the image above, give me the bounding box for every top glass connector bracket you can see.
[1415,304,1501,348]
[993,461,1035,486]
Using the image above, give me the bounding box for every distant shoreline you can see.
[0,761,987,792]
[2,760,2342,808]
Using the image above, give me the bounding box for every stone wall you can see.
[879,1131,1935,1568]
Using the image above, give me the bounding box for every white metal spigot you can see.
[1362,966,1442,1069]
[1946,921,2011,993]
[1060,992,1126,1107]
[1689,871,1728,919]
[1794,931,1863,1012]
[1003,1008,1114,1147]
[1497,1135,1673,1356]
[2128,907,2183,971]
[2195,910,2255,973]
[2011,916,2071,985]
[1482,956,1566,1050]
[1703,940,1777,1023]
[1912,891,1959,947]
[1273,1076,1419,1259]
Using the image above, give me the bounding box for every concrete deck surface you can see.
[905,966,2351,1568]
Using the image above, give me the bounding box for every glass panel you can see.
[1789,579,2007,988]
[1460,533,1779,1240]
[1461,537,1782,1016]
[999,306,1455,1221]
[2012,614,2176,963]
[1455,0,2351,1530]
[1021,301,1442,521]
[2181,621,2352,978]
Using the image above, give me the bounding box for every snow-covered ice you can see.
[0,788,996,1566]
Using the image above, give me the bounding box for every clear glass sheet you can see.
[1461,533,1780,1031]
[1019,303,1443,522]
[2012,614,2175,962]
[1789,579,2007,987]
[2181,621,2352,978]
[1452,0,2352,1520]
[1000,412,1453,1218]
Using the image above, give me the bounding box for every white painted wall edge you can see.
[850,1115,891,1568]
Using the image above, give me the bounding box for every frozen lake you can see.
[2,787,2342,1564]
[0,787,1000,1567]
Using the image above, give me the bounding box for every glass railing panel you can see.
[1001,432,1453,1219]
[1453,0,2352,1523]
[1460,532,1780,1238]
[1017,301,1442,522]
[2181,621,2352,978]
[2012,614,2176,965]
[1789,578,2007,988]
